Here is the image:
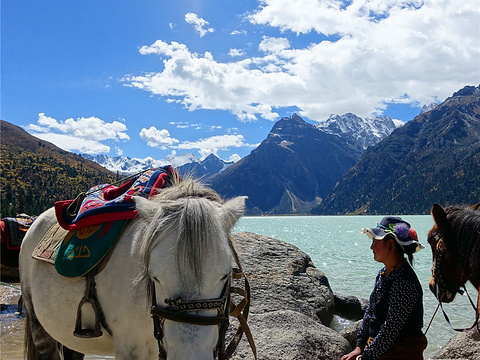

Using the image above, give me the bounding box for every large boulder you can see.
[231,310,351,360]
[230,232,352,359]
[432,326,480,359]
[334,293,368,321]
[233,232,335,325]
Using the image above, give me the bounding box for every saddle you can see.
[1,214,37,250]
[32,167,176,338]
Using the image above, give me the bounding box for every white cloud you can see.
[125,0,479,122]
[259,36,290,53]
[231,30,247,36]
[27,113,130,154]
[176,134,248,159]
[31,113,130,141]
[139,126,179,149]
[229,48,244,57]
[185,12,214,37]
[33,133,110,154]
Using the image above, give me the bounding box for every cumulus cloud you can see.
[139,126,180,149]
[229,48,244,57]
[33,133,111,154]
[259,36,290,53]
[185,12,214,37]
[175,134,248,159]
[125,0,479,121]
[30,113,130,141]
[27,113,130,154]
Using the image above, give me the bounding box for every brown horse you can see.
[428,202,480,304]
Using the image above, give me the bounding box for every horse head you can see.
[428,203,480,303]
[134,178,247,360]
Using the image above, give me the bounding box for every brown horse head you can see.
[428,203,480,303]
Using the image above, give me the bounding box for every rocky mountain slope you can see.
[209,114,365,214]
[316,113,401,150]
[312,85,480,215]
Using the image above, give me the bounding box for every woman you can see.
[341,216,427,360]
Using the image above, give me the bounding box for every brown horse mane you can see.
[443,203,480,288]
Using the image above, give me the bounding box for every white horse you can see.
[20,177,247,360]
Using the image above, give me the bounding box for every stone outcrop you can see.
[432,327,480,360]
[233,232,335,325]
[334,293,368,321]
[230,232,352,359]
[339,320,362,350]
[231,310,351,360]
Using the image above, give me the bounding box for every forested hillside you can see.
[1,120,117,217]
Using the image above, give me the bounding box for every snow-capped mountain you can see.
[80,153,197,174]
[420,102,439,114]
[315,113,404,150]
[80,152,233,178]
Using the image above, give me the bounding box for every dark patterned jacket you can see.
[356,263,424,360]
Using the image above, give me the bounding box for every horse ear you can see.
[431,203,448,233]
[223,196,247,229]
[471,202,480,211]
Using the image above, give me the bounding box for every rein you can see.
[431,234,480,332]
[149,238,257,360]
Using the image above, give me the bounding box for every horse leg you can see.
[23,291,62,360]
[17,294,24,314]
[62,346,85,360]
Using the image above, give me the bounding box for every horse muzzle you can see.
[429,276,456,303]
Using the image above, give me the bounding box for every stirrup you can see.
[73,296,103,338]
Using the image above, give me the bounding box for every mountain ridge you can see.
[312,84,480,215]
[210,113,372,214]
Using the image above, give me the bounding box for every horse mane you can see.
[444,205,480,284]
[134,176,228,296]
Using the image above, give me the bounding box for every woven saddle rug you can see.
[1,214,37,251]
[32,167,175,277]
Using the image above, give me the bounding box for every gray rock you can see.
[229,232,352,359]
[231,310,351,360]
[233,232,335,326]
[334,293,368,321]
[339,320,362,349]
[432,327,480,359]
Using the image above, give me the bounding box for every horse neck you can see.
[446,207,480,288]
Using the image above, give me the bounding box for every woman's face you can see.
[370,239,390,263]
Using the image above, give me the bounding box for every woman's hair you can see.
[383,234,415,266]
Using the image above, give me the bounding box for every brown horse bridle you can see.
[149,241,257,360]
[430,233,480,332]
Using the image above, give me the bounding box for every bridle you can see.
[149,242,257,360]
[430,233,480,332]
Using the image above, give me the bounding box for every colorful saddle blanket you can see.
[55,166,174,230]
[47,166,175,277]
[1,214,37,250]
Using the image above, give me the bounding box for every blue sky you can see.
[2,1,479,162]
